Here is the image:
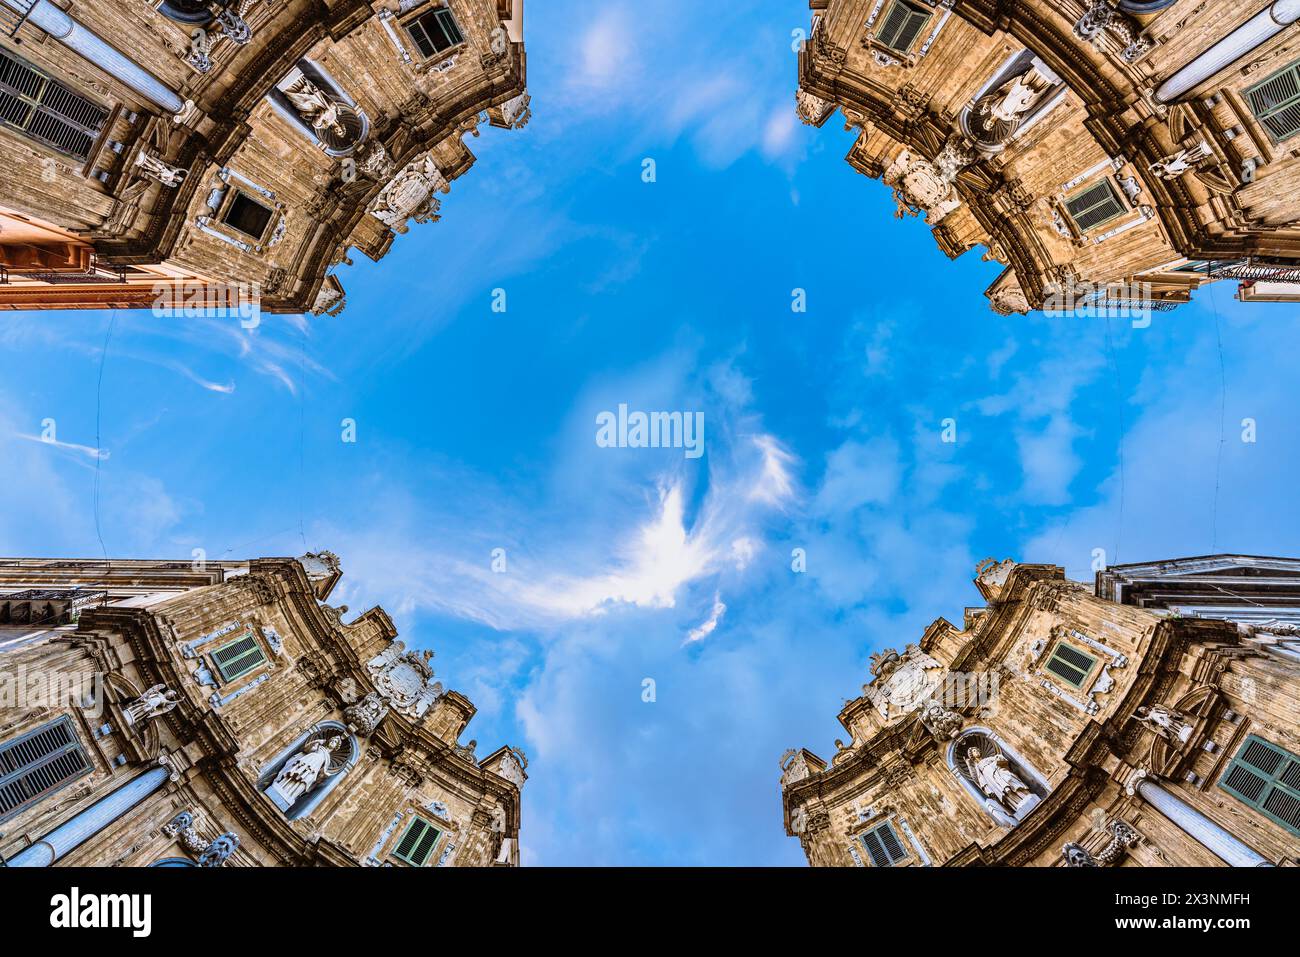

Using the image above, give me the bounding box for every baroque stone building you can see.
[0,0,529,314]
[781,555,1300,866]
[0,552,526,867]
[797,1,1300,313]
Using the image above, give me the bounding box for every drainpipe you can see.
[1156,1,1300,103]
[1,0,187,114]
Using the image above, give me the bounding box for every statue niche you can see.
[269,60,370,157]
[947,729,1047,827]
[960,53,1063,154]
[258,722,358,819]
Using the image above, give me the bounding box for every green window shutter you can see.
[1245,62,1300,142]
[210,631,268,682]
[392,816,441,866]
[1044,640,1098,690]
[1064,180,1126,233]
[0,716,93,820]
[406,8,464,58]
[860,820,909,866]
[877,1,932,54]
[1219,735,1300,836]
[0,47,108,160]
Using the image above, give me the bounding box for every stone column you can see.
[1132,776,1273,867]
[6,766,169,867]
[1156,1,1300,103]
[1,0,187,114]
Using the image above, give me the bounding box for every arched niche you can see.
[256,720,359,821]
[946,727,1050,828]
[268,59,371,158]
[149,857,196,867]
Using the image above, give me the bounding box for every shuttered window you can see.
[210,631,268,683]
[860,819,909,867]
[0,716,92,821]
[1245,61,1300,143]
[0,47,109,160]
[876,0,932,54]
[405,7,464,59]
[1064,180,1127,233]
[1044,639,1098,690]
[1219,735,1300,837]
[392,816,441,866]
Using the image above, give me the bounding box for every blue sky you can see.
[1,0,1298,865]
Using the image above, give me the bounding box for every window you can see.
[210,631,268,683]
[405,7,464,59]
[876,0,932,54]
[1043,639,1098,690]
[1219,735,1300,837]
[1245,61,1300,143]
[0,716,93,821]
[0,47,109,160]
[392,816,441,866]
[860,819,909,867]
[1064,180,1127,233]
[220,192,275,241]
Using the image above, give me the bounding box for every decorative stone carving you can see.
[863,643,945,718]
[123,684,180,727]
[495,747,528,786]
[882,137,974,225]
[1074,1,1150,61]
[790,804,808,835]
[921,704,963,742]
[780,749,811,786]
[344,691,390,735]
[198,832,240,866]
[214,7,251,45]
[498,92,532,129]
[369,153,449,233]
[161,810,207,855]
[1063,819,1140,866]
[796,89,834,126]
[366,640,444,718]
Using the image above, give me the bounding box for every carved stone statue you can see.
[283,76,349,139]
[267,735,343,811]
[1149,141,1212,180]
[133,149,188,188]
[124,683,180,726]
[1134,704,1193,743]
[966,746,1033,812]
[790,805,808,835]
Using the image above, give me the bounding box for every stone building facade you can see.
[0,0,528,314]
[0,552,526,867]
[797,1,1300,313]
[780,555,1300,866]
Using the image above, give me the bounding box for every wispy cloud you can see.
[14,432,108,462]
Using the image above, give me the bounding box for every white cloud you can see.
[684,592,727,645]
[14,432,108,462]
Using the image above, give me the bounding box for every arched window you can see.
[947,728,1049,827]
[256,720,358,820]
